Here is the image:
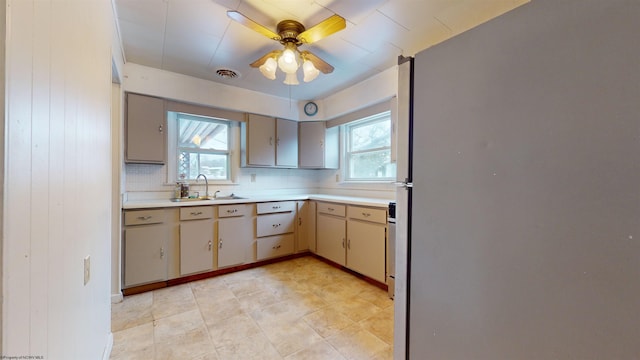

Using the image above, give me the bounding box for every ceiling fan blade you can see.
[297,14,346,44]
[227,10,281,41]
[250,50,282,68]
[301,51,334,74]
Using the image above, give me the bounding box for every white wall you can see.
[3,0,114,358]
[0,0,6,353]
[121,63,398,201]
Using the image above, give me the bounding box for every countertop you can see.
[122,194,392,210]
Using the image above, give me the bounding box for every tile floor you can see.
[110,256,394,360]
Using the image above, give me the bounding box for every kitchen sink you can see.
[170,194,246,202]
[214,195,246,200]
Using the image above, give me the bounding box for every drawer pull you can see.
[272,223,281,228]
[137,215,152,221]
[272,205,281,209]
[160,247,165,259]
[272,245,282,250]
[190,211,203,216]
[226,209,238,214]
[328,207,334,211]
[362,212,371,217]
[208,240,212,251]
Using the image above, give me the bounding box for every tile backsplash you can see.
[124,163,395,201]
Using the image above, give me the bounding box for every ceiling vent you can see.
[215,68,240,79]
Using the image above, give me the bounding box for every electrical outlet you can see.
[84,255,91,285]
[251,174,256,182]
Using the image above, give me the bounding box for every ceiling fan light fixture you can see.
[259,57,277,80]
[302,59,320,82]
[278,46,299,74]
[283,72,299,85]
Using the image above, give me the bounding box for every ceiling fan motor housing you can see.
[277,20,306,45]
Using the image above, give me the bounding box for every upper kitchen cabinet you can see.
[298,121,339,169]
[125,93,166,164]
[241,114,298,168]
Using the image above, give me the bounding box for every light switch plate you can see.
[84,255,91,285]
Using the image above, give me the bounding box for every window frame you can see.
[166,111,238,184]
[343,111,396,182]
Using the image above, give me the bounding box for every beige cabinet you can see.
[256,201,296,260]
[316,202,388,283]
[241,114,298,168]
[217,204,254,268]
[346,206,387,283]
[298,121,339,169]
[125,93,166,164]
[296,200,315,252]
[316,203,347,265]
[123,209,169,287]
[179,206,215,276]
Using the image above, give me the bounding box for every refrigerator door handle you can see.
[393,180,413,189]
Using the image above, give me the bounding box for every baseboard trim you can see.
[111,292,124,303]
[102,332,113,360]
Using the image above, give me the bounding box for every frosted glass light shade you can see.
[283,72,299,85]
[259,57,277,80]
[303,60,320,82]
[278,48,299,74]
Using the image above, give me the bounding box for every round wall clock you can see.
[304,101,318,116]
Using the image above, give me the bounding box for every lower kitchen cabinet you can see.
[296,200,315,252]
[218,204,254,268]
[123,209,172,288]
[316,202,388,283]
[346,218,386,283]
[179,206,215,276]
[256,201,296,260]
[316,206,347,266]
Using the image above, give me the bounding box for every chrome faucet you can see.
[196,174,208,198]
[213,190,221,199]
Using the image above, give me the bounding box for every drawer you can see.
[347,206,387,224]
[256,212,295,237]
[124,209,166,226]
[317,202,346,217]
[179,206,214,220]
[218,204,252,218]
[256,201,296,214]
[257,234,294,260]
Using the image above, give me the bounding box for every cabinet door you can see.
[296,201,309,252]
[298,121,325,168]
[218,216,252,268]
[124,225,168,287]
[247,114,276,166]
[180,219,214,275]
[316,214,346,266]
[125,93,166,164]
[276,119,298,167]
[347,220,386,283]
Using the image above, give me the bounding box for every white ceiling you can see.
[114,0,529,100]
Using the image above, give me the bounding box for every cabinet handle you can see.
[227,209,237,214]
[137,215,152,221]
[158,124,163,133]
[272,223,281,228]
[320,140,324,148]
[362,212,371,217]
[276,137,280,146]
[269,137,273,146]
[208,240,212,251]
[191,211,203,216]
[342,239,345,248]
[160,247,165,259]
[348,239,351,250]
[328,207,334,211]
[298,218,302,226]
[219,239,223,248]
[272,205,281,209]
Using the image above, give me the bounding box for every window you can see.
[175,113,230,181]
[344,111,396,181]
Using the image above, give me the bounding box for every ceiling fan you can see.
[227,10,346,85]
